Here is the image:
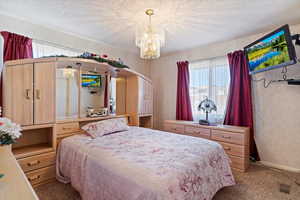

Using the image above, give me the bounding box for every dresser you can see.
[164,120,250,172]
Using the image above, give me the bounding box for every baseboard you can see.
[259,161,300,173]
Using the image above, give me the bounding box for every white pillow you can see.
[81,118,129,138]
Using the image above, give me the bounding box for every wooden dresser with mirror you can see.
[3,57,153,187]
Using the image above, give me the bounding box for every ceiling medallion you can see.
[135,9,165,59]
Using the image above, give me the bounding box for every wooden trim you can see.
[21,124,55,131]
[164,120,249,133]
[55,114,130,124]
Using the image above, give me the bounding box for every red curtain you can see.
[224,50,259,160]
[0,31,33,115]
[176,61,193,121]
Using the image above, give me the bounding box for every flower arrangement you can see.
[0,118,22,145]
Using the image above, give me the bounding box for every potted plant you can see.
[0,117,22,151]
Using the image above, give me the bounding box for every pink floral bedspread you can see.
[57,127,235,200]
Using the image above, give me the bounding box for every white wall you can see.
[150,23,300,171]
[0,14,150,77]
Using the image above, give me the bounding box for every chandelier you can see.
[135,9,165,59]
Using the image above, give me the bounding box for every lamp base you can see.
[199,120,218,126]
[199,120,209,125]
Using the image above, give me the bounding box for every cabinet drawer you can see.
[219,142,245,157]
[229,155,246,171]
[18,152,56,173]
[184,126,211,139]
[56,122,80,135]
[164,123,184,134]
[211,130,245,145]
[26,165,56,186]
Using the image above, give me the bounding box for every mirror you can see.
[80,70,107,118]
[56,66,79,120]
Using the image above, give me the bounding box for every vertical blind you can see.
[189,56,230,123]
[32,41,82,58]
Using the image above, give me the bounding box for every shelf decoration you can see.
[44,52,129,69]
[78,52,129,69]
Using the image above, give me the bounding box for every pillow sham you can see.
[81,118,129,138]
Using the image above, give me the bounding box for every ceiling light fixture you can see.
[135,9,165,59]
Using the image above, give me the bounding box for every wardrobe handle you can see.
[36,89,41,100]
[25,89,31,99]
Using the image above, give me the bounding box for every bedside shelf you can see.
[13,144,54,159]
[12,126,56,160]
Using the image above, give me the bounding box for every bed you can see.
[57,126,235,200]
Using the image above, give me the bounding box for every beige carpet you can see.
[35,164,300,200]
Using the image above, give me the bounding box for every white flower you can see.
[0,118,22,139]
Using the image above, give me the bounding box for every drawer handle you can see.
[62,127,73,130]
[25,89,31,99]
[28,175,40,182]
[224,147,231,151]
[222,135,231,139]
[27,160,40,167]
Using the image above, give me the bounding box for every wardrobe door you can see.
[34,62,55,124]
[3,64,34,125]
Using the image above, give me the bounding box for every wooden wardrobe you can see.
[3,57,153,187]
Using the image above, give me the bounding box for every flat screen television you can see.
[81,74,101,88]
[244,24,297,74]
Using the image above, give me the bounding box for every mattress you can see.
[57,126,235,200]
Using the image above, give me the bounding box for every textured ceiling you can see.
[0,0,300,55]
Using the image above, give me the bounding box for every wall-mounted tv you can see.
[244,24,297,74]
[81,74,101,87]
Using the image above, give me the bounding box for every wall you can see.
[150,23,300,171]
[0,14,150,77]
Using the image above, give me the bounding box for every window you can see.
[32,41,82,58]
[189,56,230,123]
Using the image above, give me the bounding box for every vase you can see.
[0,144,12,152]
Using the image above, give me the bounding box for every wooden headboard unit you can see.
[3,57,153,187]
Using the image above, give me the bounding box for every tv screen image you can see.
[245,25,296,74]
[81,74,101,87]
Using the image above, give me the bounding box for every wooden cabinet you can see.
[126,76,153,128]
[3,62,55,125]
[3,64,34,125]
[34,62,55,124]
[164,120,250,172]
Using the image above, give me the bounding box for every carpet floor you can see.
[35,164,300,200]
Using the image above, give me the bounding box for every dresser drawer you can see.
[211,130,245,145]
[18,152,56,173]
[56,122,80,135]
[219,142,245,157]
[164,123,185,134]
[229,155,246,171]
[26,165,56,186]
[184,126,211,139]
